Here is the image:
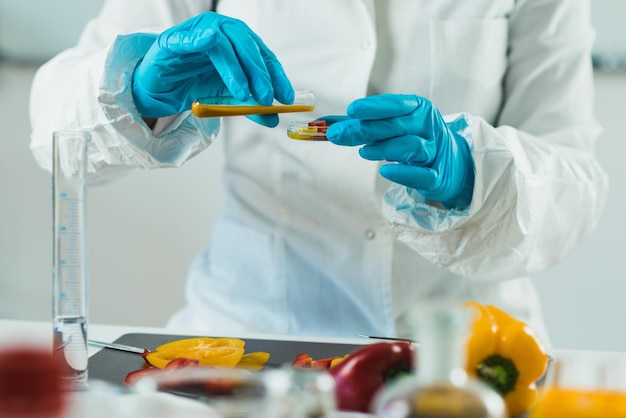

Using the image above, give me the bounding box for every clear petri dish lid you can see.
[287,120,329,141]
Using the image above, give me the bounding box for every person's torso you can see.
[191,0,542,338]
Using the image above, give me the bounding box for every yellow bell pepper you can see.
[465,301,549,418]
[143,337,269,370]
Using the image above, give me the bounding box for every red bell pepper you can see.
[329,341,416,413]
[124,365,160,385]
[0,348,67,418]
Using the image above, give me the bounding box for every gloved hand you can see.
[325,94,475,209]
[132,12,294,126]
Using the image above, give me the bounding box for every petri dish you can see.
[129,366,337,418]
[192,90,315,118]
[287,120,329,141]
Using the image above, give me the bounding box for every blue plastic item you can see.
[325,94,475,208]
[132,12,294,126]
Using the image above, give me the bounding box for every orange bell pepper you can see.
[465,301,549,418]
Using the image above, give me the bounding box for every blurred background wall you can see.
[1,0,625,351]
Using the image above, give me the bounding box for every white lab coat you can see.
[30,0,608,344]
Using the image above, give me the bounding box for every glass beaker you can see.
[528,352,626,418]
[130,366,336,418]
[52,131,90,390]
[373,303,507,418]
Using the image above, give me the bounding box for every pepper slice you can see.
[145,346,244,369]
[465,301,549,418]
[292,353,348,370]
[124,357,200,385]
[142,337,268,370]
[236,352,271,371]
[155,337,245,352]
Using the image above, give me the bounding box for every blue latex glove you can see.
[132,12,294,126]
[325,94,475,209]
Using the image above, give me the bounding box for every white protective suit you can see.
[29,0,608,343]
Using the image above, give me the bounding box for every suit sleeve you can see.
[383,0,609,280]
[29,0,218,184]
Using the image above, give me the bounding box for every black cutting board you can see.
[88,333,367,387]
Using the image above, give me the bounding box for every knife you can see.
[355,334,416,344]
[88,339,146,354]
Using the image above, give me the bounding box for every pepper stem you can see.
[476,354,518,396]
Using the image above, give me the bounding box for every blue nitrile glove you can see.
[132,12,294,127]
[325,94,475,209]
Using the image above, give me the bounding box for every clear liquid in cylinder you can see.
[53,316,88,390]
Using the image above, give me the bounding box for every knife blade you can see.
[88,339,146,354]
[355,334,416,344]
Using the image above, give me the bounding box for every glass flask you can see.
[528,352,626,418]
[372,303,507,418]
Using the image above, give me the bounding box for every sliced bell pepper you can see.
[124,357,200,384]
[124,366,159,385]
[330,355,349,368]
[292,353,313,368]
[465,301,549,418]
[292,353,347,370]
[154,337,245,352]
[142,337,268,370]
[145,345,244,369]
[236,352,271,371]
